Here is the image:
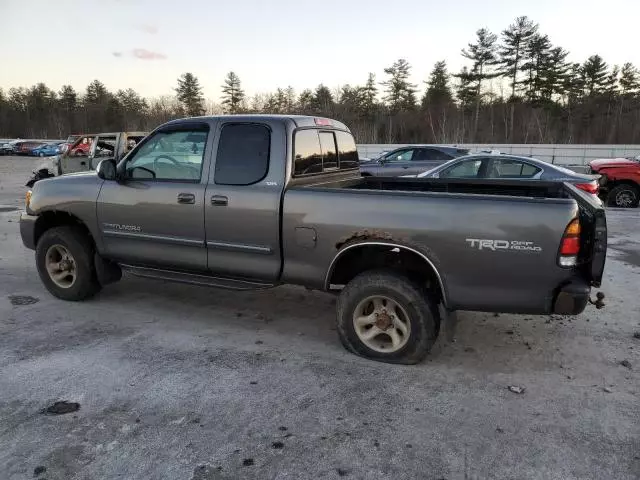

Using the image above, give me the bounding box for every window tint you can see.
[126,128,208,181]
[441,159,482,178]
[385,149,414,162]
[335,131,359,170]
[414,148,453,161]
[489,159,540,178]
[319,132,338,170]
[294,129,323,175]
[214,124,270,185]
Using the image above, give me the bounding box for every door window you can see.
[384,149,414,162]
[414,148,453,161]
[125,127,208,181]
[489,159,541,178]
[214,123,270,185]
[440,159,483,178]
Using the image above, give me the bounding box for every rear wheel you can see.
[608,184,639,208]
[36,226,101,301]
[336,270,440,364]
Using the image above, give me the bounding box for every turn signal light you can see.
[558,219,581,267]
[25,190,32,209]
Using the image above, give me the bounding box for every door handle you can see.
[211,195,228,206]
[177,193,195,204]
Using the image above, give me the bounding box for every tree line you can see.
[2,16,640,144]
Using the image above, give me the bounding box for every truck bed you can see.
[282,174,606,314]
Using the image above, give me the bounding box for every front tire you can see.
[336,270,440,364]
[39,152,45,157]
[607,184,639,208]
[36,226,101,301]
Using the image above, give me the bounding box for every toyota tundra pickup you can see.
[19,115,608,364]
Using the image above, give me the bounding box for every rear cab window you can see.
[293,129,359,176]
[215,123,271,185]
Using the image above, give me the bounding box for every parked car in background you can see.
[589,156,640,208]
[15,141,45,155]
[30,142,63,157]
[409,153,602,202]
[359,145,470,176]
[1,140,21,155]
[57,131,148,175]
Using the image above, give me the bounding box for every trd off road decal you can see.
[465,239,542,252]
[103,223,142,232]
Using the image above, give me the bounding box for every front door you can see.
[204,121,283,282]
[97,123,212,271]
[379,148,415,176]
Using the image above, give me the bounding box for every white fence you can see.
[356,144,640,166]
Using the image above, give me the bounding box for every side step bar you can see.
[120,265,275,291]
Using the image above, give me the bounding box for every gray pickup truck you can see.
[20,115,607,364]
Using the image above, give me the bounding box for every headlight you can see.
[25,190,32,209]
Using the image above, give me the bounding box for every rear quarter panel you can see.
[282,188,580,314]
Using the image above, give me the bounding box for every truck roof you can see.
[162,115,350,132]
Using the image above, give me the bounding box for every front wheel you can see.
[336,270,440,364]
[39,152,45,157]
[608,184,639,208]
[36,226,101,301]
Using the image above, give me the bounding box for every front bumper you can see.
[20,211,37,250]
[553,280,590,315]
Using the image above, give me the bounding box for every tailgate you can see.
[565,183,607,287]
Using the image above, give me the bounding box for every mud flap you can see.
[94,254,122,286]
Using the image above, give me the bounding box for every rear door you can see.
[411,148,454,174]
[486,158,542,180]
[204,120,284,281]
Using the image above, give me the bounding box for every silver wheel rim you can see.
[615,190,635,207]
[352,295,411,353]
[45,244,77,288]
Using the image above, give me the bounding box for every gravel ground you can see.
[0,156,639,480]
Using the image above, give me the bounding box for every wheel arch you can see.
[34,210,97,250]
[325,241,448,307]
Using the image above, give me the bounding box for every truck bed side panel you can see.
[282,188,580,313]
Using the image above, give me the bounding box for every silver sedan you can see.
[410,153,602,200]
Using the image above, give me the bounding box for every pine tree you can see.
[422,60,453,108]
[582,55,609,96]
[522,33,552,101]
[59,85,77,112]
[175,72,205,116]
[381,58,417,111]
[221,71,245,114]
[297,89,315,112]
[454,67,477,107]
[564,63,585,104]
[538,47,571,101]
[461,28,498,137]
[362,73,378,115]
[312,84,334,112]
[498,16,538,99]
[619,63,640,95]
[604,65,620,95]
[85,80,109,104]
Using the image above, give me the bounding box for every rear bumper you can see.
[20,211,37,250]
[553,280,590,315]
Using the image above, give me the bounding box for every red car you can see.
[590,157,640,208]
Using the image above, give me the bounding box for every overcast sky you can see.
[1,0,638,99]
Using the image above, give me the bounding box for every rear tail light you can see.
[558,219,581,267]
[575,182,599,195]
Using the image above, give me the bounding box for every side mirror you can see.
[96,159,117,181]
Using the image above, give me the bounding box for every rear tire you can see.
[36,226,101,301]
[336,270,440,364]
[607,184,639,208]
